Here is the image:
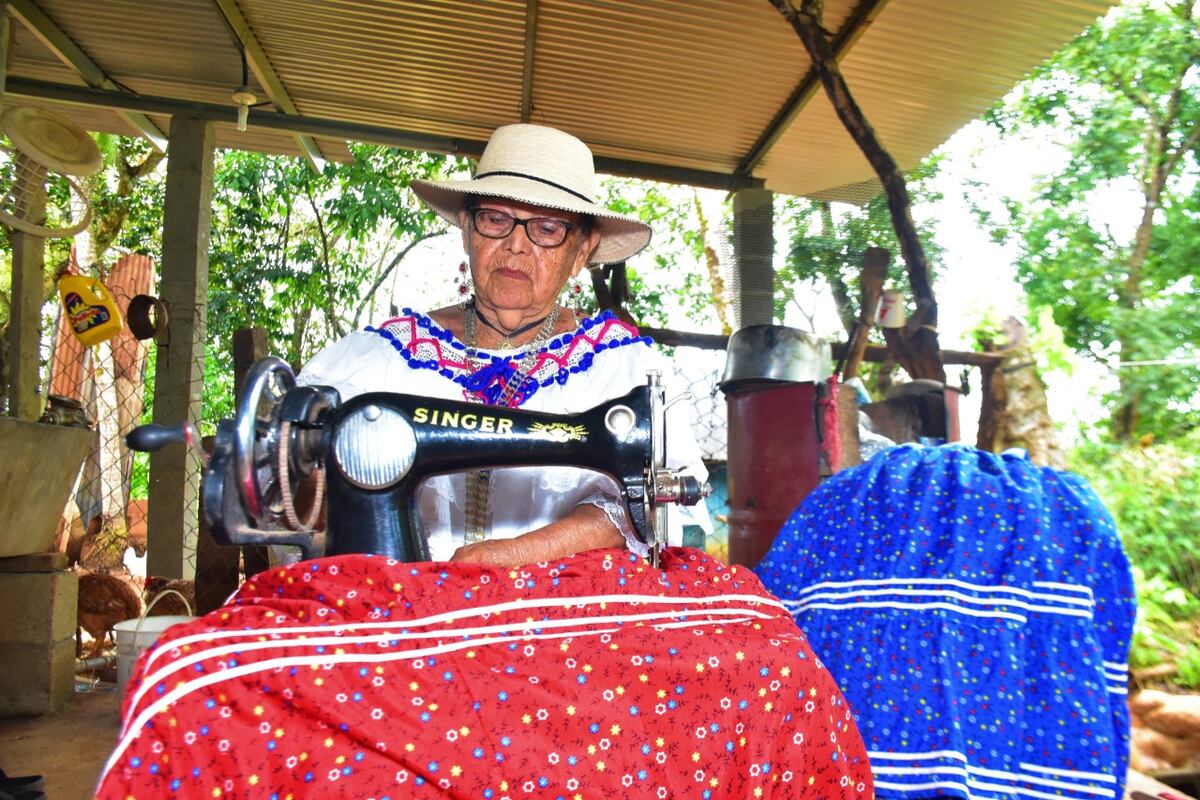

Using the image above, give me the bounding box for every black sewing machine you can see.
[128,357,708,566]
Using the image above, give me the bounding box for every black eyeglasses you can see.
[470,208,574,248]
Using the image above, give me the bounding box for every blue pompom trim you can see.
[365,308,652,407]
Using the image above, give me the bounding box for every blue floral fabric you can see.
[755,444,1136,800]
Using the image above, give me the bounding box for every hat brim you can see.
[411,174,652,264]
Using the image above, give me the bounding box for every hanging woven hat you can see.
[411,124,651,264]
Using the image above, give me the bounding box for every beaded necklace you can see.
[462,300,561,542]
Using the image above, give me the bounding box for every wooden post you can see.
[840,247,889,379]
[192,435,232,614]
[0,5,10,115]
[5,155,47,421]
[146,116,214,579]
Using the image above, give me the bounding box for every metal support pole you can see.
[731,188,776,328]
[146,115,214,579]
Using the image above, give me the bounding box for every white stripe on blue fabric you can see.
[790,599,1029,623]
[1032,580,1095,599]
[1104,663,1128,695]
[869,751,1118,800]
[795,578,1094,607]
[872,766,1115,797]
[870,752,1117,784]
[873,778,1009,800]
[1019,762,1117,783]
[784,586,1093,619]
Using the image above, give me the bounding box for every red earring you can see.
[456,261,471,306]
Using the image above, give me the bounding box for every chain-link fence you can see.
[27,267,734,612]
[32,253,221,617]
[46,255,156,572]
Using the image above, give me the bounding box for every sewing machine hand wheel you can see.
[235,356,295,522]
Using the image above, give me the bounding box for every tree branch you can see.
[352,230,449,328]
[303,186,343,339]
[693,191,733,335]
[816,201,857,335]
[771,0,944,381]
[1162,122,1200,178]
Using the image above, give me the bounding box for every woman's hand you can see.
[450,538,528,565]
[449,503,624,567]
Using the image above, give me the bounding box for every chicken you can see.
[1129,689,1200,771]
[66,513,142,571]
[76,571,142,658]
[143,576,196,617]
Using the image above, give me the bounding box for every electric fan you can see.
[0,105,102,238]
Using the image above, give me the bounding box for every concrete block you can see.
[0,552,68,573]
[0,638,76,716]
[0,571,78,643]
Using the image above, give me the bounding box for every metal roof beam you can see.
[210,0,325,173]
[8,76,763,192]
[736,0,889,177]
[7,0,167,151]
[519,0,540,123]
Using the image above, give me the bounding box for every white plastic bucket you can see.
[113,589,195,697]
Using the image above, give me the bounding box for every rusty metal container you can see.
[721,326,831,569]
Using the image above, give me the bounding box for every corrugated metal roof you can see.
[4,0,1113,199]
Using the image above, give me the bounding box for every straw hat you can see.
[411,124,651,264]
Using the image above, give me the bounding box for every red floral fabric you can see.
[97,549,873,799]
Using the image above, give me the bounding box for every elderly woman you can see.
[298,123,708,566]
[96,125,872,800]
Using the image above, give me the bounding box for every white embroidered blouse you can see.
[298,308,711,561]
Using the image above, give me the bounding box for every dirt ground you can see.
[0,684,121,800]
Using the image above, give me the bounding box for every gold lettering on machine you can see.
[412,407,514,434]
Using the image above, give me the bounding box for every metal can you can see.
[877,289,906,328]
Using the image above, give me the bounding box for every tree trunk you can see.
[1110,8,1199,439]
[770,0,944,382]
[978,318,1065,469]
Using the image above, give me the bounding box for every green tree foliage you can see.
[90,136,167,264]
[979,0,1200,440]
[1071,430,1200,683]
[597,177,710,328]
[208,145,461,368]
[1072,429,1200,595]
[778,157,944,334]
[68,141,465,429]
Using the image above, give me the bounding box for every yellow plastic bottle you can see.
[58,274,124,346]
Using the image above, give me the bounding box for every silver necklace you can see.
[462,301,561,542]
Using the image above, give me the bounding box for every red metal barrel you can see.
[725,382,820,569]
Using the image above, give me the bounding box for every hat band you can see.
[474,170,593,204]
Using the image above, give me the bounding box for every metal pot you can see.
[719,324,831,394]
